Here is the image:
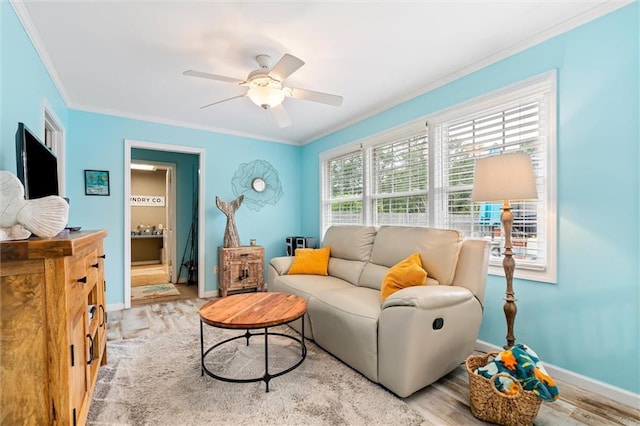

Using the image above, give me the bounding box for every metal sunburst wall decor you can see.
[231,160,283,211]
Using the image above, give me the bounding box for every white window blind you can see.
[371,133,429,226]
[437,98,548,271]
[323,150,363,227]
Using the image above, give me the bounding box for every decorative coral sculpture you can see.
[0,171,69,241]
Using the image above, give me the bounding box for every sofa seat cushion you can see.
[307,286,381,383]
[359,262,440,290]
[271,274,354,300]
[270,275,354,340]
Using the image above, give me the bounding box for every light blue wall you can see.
[1,0,302,307]
[2,0,638,395]
[1,0,68,172]
[301,4,640,394]
[67,110,301,305]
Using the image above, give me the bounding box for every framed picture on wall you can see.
[84,170,110,196]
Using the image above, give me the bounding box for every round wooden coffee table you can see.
[199,292,307,392]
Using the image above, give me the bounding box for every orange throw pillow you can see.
[288,246,331,275]
[380,252,427,301]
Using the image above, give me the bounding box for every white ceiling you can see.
[14,1,630,145]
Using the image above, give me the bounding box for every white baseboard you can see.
[475,340,640,409]
[106,303,125,312]
[202,290,218,299]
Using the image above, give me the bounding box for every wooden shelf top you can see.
[0,229,107,261]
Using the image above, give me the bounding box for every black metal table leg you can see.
[264,327,270,392]
[200,318,307,392]
[200,320,204,376]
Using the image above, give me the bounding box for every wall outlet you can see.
[213,266,218,274]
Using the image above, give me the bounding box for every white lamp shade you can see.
[247,86,285,109]
[472,153,538,202]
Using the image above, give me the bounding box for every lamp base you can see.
[501,202,517,350]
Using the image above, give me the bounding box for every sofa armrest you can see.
[378,284,483,397]
[381,285,475,310]
[269,256,294,276]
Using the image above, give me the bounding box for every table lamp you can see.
[471,153,537,349]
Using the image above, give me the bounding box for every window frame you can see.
[319,70,557,283]
[43,99,66,197]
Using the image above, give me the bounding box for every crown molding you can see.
[10,0,71,107]
[11,0,632,146]
[70,103,300,146]
[300,0,634,145]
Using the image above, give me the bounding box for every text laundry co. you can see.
[130,195,165,207]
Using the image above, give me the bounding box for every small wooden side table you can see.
[199,292,307,392]
[217,245,265,297]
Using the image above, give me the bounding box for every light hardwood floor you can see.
[107,298,640,425]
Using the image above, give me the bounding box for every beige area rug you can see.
[130,283,180,300]
[87,326,424,425]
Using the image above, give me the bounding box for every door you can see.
[164,166,177,282]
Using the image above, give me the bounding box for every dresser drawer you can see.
[220,246,263,261]
[67,248,99,309]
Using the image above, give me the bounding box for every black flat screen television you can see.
[16,122,59,199]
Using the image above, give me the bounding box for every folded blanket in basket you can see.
[475,343,559,402]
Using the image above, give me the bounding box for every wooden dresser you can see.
[0,230,108,425]
[218,246,264,297]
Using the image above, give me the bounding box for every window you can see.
[320,71,556,282]
[43,103,65,196]
[323,149,363,226]
[371,133,429,226]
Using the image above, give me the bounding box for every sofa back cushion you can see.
[323,225,376,285]
[358,226,463,289]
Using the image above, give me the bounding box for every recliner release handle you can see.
[432,318,444,330]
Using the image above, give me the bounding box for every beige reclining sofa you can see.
[268,225,490,398]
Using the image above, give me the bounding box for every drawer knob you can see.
[99,254,106,259]
[77,276,87,284]
[92,263,100,269]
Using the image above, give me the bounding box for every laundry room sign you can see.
[130,195,165,207]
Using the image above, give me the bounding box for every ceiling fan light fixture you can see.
[247,85,285,109]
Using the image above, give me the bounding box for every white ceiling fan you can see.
[183,53,343,128]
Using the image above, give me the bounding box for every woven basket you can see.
[466,352,542,426]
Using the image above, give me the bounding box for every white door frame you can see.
[129,160,177,283]
[124,139,206,308]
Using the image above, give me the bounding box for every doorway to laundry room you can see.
[125,143,204,308]
[129,160,176,303]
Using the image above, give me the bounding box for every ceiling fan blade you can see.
[270,104,292,128]
[290,87,343,107]
[268,54,305,81]
[183,70,244,84]
[200,93,247,109]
